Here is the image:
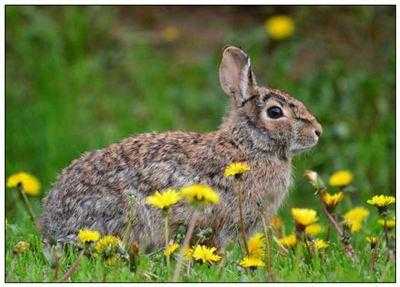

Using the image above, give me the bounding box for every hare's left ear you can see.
[219,46,257,107]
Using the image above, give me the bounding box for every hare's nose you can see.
[314,123,322,138]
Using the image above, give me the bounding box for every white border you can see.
[1,2,398,286]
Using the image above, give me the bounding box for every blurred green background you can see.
[6,6,395,220]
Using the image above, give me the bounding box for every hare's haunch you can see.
[39,46,322,249]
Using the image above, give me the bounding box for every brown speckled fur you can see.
[39,46,322,250]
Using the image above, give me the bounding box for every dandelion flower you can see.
[192,245,221,264]
[146,189,181,210]
[367,195,395,208]
[305,223,322,237]
[183,247,193,260]
[181,184,219,205]
[239,256,265,268]
[13,241,30,254]
[278,234,297,249]
[321,192,344,210]
[247,233,265,258]
[164,242,179,257]
[329,170,353,187]
[265,15,295,40]
[95,235,121,254]
[366,236,378,249]
[7,172,41,196]
[162,26,180,42]
[343,207,369,233]
[224,162,250,178]
[77,229,101,244]
[378,218,395,230]
[291,208,318,228]
[313,239,329,250]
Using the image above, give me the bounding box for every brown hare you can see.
[39,46,322,250]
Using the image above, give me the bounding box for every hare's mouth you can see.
[291,147,310,154]
[290,144,316,154]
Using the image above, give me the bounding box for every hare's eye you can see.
[267,106,283,119]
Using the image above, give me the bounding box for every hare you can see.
[39,46,322,250]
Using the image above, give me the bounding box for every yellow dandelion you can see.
[7,172,41,196]
[366,236,378,248]
[224,162,250,177]
[378,218,395,230]
[321,192,344,209]
[146,189,181,210]
[13,241,30,255]
[192,245,221,264]
[278,234,297,249]
[270,215,283,231]
[329,170,353,187]
[367,195,395,208]
[247,233,265,258]
[239,256,265,268]
[77,229,101,244]
[164,242,179,257]
[181,184,219,205]
[162,26,180,42]
[264,15,295,40]
[183,247,193,260]
[291,208,318,228]
[305,223,322,237]
[343,207,369,233]
[313,239,329,250]
[95,235,121,253]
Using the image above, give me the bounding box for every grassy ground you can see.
[5,219,395,282]
[5,6,395,282]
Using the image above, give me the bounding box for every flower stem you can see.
[318,190,356,262]
[60,249,85,282]
[17,185,38,228]
[237,184,249,256]
[261,216,274,282]
[370,244,379,272]
[325,225,331,241]
[383,215,389,247]
[381,214,395,261]
[51,249,61,281]
[52,263,60,282]
[300,232,312,262]
[272,235,289,255]
[164,210,170,268]
[172,210,198,282]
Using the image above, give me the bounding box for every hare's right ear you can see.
[219,46,257,107]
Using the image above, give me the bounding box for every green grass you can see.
[5,211,395,282]
[5,6,395,282]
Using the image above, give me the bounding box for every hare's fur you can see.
[39,46,322,249]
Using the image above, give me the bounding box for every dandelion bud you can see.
[304,170,318,183]
[13,241,30,255]
[366,236,378,249]
[304,170,325,190]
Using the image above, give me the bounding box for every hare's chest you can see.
[243,162,292,216]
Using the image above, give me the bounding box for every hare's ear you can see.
[219,46,257,107]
